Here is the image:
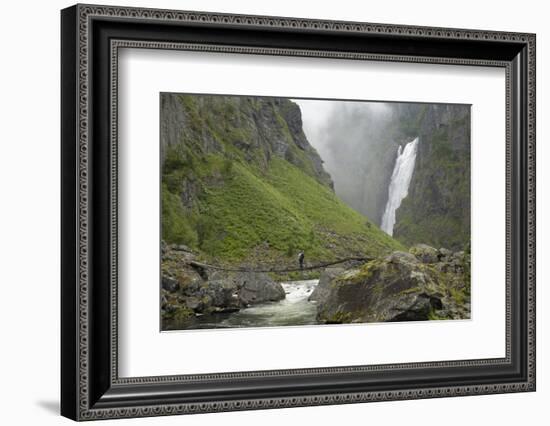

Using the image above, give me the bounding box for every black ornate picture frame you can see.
[61,3,536,421]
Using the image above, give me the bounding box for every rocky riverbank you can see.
[161,243,285,328]
[311,244,470,323]
[162,242,470,329]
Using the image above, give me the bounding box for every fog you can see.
[294,99,400,225]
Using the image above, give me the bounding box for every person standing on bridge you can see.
[298,250,305,270]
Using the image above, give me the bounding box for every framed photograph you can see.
[61,4,536,421]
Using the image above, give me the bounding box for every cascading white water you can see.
[381,137,419,236]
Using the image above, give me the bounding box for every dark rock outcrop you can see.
[208,270,285,307]
[161,94,333,190]
[314,245,470,324]
[161,275,180,292]
[238,273,286,305]
[161,244,286,326]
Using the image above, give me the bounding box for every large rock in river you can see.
[308,268,344,302]
[237,272,286,305]
[208,271,285,307]
[315,246,470,324]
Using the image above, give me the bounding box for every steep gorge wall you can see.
[393,104,471,250]
[160,93,333,188]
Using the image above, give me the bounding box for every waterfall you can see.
[380,137,419,236]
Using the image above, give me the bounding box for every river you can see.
[164,279,319,330]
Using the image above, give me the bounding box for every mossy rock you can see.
[315,245,470,324]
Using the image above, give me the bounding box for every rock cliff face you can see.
[313,244,470,323]
[161,94,333,188]
[393,104,471,250]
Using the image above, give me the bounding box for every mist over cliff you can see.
[297,101,392,223]
[297,99,470,250]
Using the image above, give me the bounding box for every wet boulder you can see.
[237,272,285,305]
[204,276,241,310]
[308,268,344,302]
[315,247,470,324]
[206,271,285,307]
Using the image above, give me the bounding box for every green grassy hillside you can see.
[161,94,403,270]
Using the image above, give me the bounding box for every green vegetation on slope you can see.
[203,157,401,262]
[161,94,403,267]
[162,152,402,265]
